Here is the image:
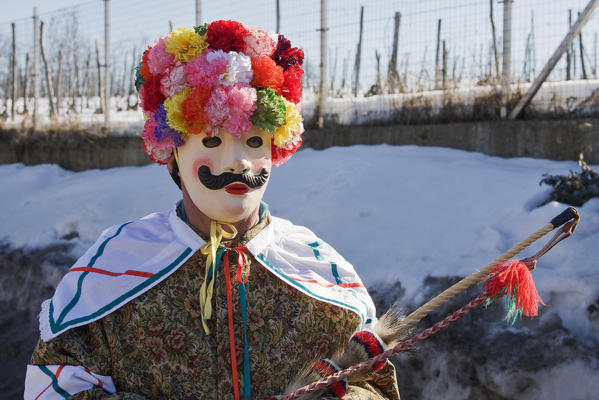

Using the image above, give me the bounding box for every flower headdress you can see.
[136,21,305,166]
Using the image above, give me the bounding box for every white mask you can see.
[176,127,272,223]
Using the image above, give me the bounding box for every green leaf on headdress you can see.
[135,61,145,91]
[252,88,286,132]
[194,24,208,36]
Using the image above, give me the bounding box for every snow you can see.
[1,145,598,342]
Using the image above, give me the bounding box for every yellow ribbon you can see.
[199,220,237,334]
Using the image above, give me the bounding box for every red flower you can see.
[272,136,302,166]
[280,65,303,104]
[139,75,165,114]
[182,85,212,134]
[251,56,284,92]
[141,46,153,80]
[272,35,304,71]
[207,20,248,53]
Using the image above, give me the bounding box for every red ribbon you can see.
[222,246,250,400]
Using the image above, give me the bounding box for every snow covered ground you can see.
[1,144,598,399]
[2,145,597,337]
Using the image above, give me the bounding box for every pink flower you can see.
[147,38,174,76]
[185,50,228,88]
[224,83,257,135]
[160,62,186,97]
[141,113,159,145]
[203,84,257,136]
[204,86,229,135]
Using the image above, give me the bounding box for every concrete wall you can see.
[1,119,598,171]
[0,130,150,171]
[303,119,599,163]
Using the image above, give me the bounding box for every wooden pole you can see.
[434,18,442,89]
[23,53,30,114]
[95,40,104,113]
[567,10,572,80]
[387,11,401,92]
[578,12,588,79]
[353,6,364,97]
[56,50,63,115]
[72,53,79,111]
[84,52,91,111]
[341,54,348,90]
[489,0,500,79]
[196,0,201,25]
[276,0,280,32]
[11,23,17,120]
[375,49,381,94]
[40,21,56,117]
[442,40,448,90]
[509,0,599,120]
[317,0,327,127]
[104,0,111,129]
[500,0,512,119]
[33,8,40,129]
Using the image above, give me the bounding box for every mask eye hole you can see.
[246,136,263,148]
[202,136,222,148]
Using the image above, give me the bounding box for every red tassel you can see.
[483,260,545,320]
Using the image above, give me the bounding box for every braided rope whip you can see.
[280,207,579,400]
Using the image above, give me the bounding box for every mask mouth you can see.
[225,183,250,195]
[197,165,270,190]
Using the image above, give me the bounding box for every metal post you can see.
[317,0,327,128]
[500,0,512,119]
[33,8,40,130]
[276,0,281,32]
[509,0,599,120]
[104,0,111,129]
[196,0,201,25]
[11,23,17,120]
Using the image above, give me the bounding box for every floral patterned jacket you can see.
[27,207,400,399]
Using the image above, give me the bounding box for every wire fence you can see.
[1,0,598,129]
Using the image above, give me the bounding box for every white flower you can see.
[160,62,186,97]
[219,51,253,86]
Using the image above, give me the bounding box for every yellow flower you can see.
[164,87,192,136]
[165,27,208,63]
[273,100,301,147]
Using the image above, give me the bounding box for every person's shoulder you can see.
[267,215,321,243]
[90,205,203,250]
[39,205,200,342]
[95,208,173,242]
[255,214,346,262]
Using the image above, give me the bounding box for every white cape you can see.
[39,205,376,342]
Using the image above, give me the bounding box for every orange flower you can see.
[251,56,284,93]
[141,46,153,80]
[182,85,212,134]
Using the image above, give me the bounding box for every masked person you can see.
[25,21,400,400]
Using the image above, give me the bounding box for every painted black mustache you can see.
[197,165,269,190]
